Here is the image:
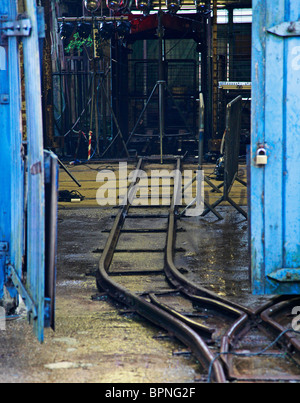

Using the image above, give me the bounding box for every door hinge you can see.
[1,18,32,37]
[7,264,38,320]
[268,268,300,283]
[268,21,300,38]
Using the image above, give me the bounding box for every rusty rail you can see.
[96,157,227,383]
[96,156,300,383]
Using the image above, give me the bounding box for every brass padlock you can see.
[256,147,268,166]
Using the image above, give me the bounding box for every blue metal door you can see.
[0,0,57,341]
[251,0,300,294]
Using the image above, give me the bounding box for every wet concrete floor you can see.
[0,163,274,383]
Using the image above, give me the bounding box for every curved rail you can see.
[96,156,300,383]
[261,298,300,355]
[96,157,226,382]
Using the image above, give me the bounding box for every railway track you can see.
[96,156,300,383]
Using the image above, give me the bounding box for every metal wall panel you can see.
[0,0,57,342]
[23,0,46,342]
[0,2,10,303]
[251,0,300,294]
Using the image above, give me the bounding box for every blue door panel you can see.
[0,0,57,342]
[0,2,11,304]
[251,0,300,295]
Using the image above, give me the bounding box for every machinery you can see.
[55,0,215,161]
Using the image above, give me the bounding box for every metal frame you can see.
[0,0,57,342]
[201,95,247,219]
[0,0,23,312]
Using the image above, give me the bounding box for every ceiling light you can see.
[116,20,131,37]
[166,0,181,14]
[77,22,92,39]
[99,21,115,40]
[83,0,101,13]
[195,1,211,14]
[106,0,124,11]
[59,22,74,41]
[135,0,152,15]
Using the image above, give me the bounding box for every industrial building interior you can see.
[0,0,300,385]
[48,0,251,161]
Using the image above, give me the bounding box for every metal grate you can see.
[215,23,251,147]
[130,60,159,96]
[128,59,198,135]
[167,60,197,95]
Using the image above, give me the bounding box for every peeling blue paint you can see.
[0,0,56,342]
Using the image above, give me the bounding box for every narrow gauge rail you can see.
[96,157,300,383]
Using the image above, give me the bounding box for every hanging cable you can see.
[207,329,300,383]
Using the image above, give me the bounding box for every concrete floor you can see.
[0,162,267,383]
